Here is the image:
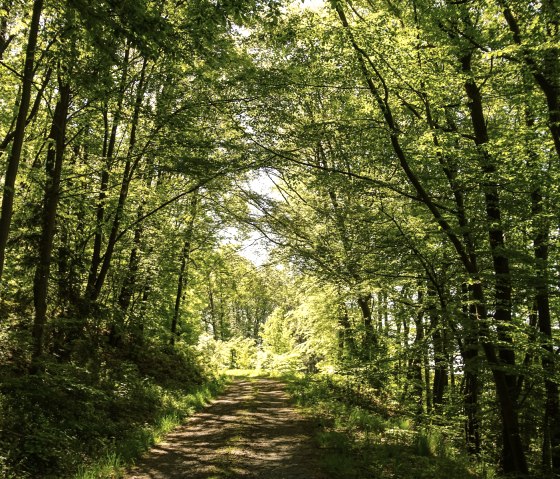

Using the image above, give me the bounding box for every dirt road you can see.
[126,378,326,479]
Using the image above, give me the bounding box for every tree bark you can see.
[85,44,131,302]
[91,56,147,303]
[531,186,560,472]
[410,290,425,415]
[460,48,524,473]
[170,192,198,346]
[428,285,448,408]
[30,82,71,372]
[0,0,44,286]
[357,294,376,355]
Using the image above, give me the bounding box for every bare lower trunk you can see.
[0,0,43,285]
[30,83,70,372]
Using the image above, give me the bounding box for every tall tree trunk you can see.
[532,186,560,472]
[30,82,71,372]
[208,284,218,340]
[460,48,523,473]
[338,302,357,357]
[428,285,448,408]
[410,290,425,415]
[460,283,481,454]
[357,294,376,355]
[170,192,198,347]
[85,44,131,301]
[0,0,43,286]
[91,57,147,303]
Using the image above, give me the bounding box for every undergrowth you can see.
[284,373,497,479]
[0,344,226,479]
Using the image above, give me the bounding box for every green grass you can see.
[282,373,482,479]
[73,376,227,479]
[0,346,227,479]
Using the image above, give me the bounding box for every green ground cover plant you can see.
[284,373,496,479]
[0,345,226,479]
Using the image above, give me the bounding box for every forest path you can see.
[126,377,326,479]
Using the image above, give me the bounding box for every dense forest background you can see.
[0,0,558,477]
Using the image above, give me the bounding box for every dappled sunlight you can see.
[127,379,325,479]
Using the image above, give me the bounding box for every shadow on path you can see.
[127,378,325,479]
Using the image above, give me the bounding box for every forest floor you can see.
[125,377,327,479]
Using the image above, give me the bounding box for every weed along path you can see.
[126,378,326,479]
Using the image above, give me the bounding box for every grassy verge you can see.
[74,376,227,479]
[0,346,228,479]
[282,373,496,479]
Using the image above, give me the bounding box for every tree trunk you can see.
[30,82,71,372]
[532,187,560,472]
[410,290,425,415]
[0,0,43,286]
[85,44,131,302]
[460,283,481,454]
[170,192,198,346]
[91,56,147,303]
[428,285,448,408]
[208,284,218,340]
[460,49,523,473]
[338,302,357,357]
[357,294,376,355]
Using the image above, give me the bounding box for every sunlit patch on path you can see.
[126,378,326,479]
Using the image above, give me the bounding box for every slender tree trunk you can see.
[531,187,560,472]
[428,285,448,408]
[208,284,218,340]
[30,82,71,372]
[170,192,198,346]
[117,221,141,317]
[357,294,376,355]
[339,302,357,357]
[459,283,481,454]
[0,0,43,286]
[410,290,425,415]
[170,241,188,347]
[91,57,147,302]
[86,44,131,301]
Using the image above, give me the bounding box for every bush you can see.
[196,334,257,370]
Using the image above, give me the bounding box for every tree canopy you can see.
[0,0,559,477]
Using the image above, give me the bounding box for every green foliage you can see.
[0,347,223,478]
[0,0,559,476]
[285,373,479,479]
[197,333,258,371]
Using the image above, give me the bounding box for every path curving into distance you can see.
[126,378,326,479]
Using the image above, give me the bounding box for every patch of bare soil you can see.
[126,378,326,479]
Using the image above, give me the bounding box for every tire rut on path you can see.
[126,378,326,479]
